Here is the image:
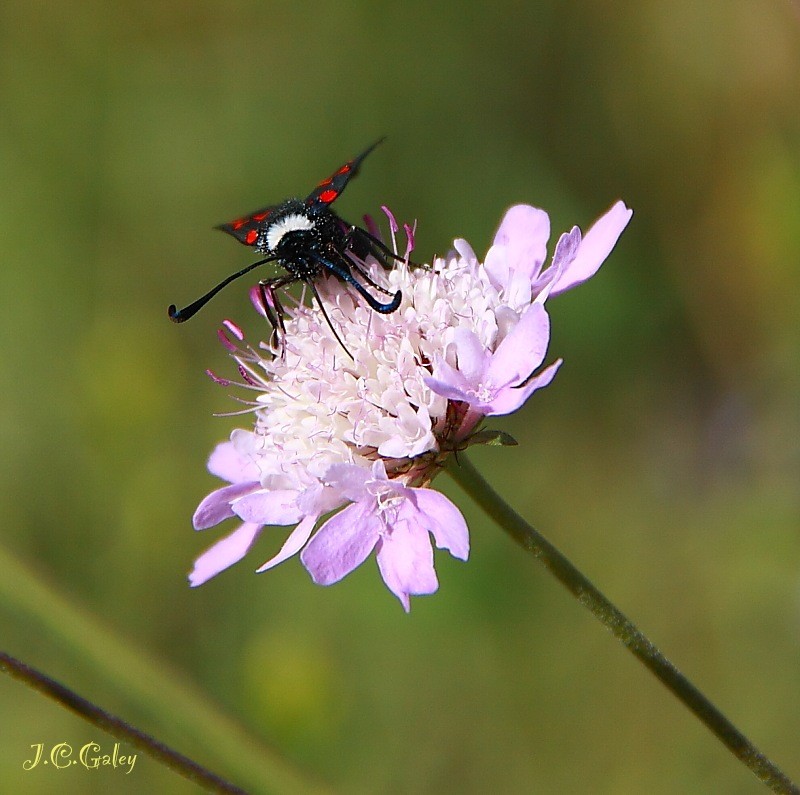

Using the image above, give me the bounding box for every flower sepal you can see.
[464,428,519,447]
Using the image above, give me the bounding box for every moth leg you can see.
[258,276,293,357]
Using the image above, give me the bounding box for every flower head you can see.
[188,201,632,610]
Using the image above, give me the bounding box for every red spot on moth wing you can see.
[245,229,258,245]
[318,189,338,204]
[317,176,333,187]
[228,207,273,230]
[336,164,352,175]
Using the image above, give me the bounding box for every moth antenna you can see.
[168,257,276,322]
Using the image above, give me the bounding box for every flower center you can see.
[372,483,404,526]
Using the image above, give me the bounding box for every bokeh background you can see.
[2,2,799,793]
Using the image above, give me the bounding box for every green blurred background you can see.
[2,1,799,792]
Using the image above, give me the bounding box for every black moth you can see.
[168,138,405,353]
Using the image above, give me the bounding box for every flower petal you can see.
[534,226,582,299]
[232,489,305,525]
[256,514,317,572]
[488,204,550,284]
[412,489,470,560]
[189,522,261,587]
[550,201,632,295]
[424,353,473,402]
[301,500,380,585]
[453,327,490,383]
[207,441,260,483]
[452,238,478,264]
[192,481,260,530]
[486,358,562,416]
[488,302,550,386]
[376,520,438,612]
[377,403,436,459]
[423,375,471,403]
[323,463,371,502]
[551,226,582,272]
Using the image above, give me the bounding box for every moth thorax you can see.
[264,213,315,253]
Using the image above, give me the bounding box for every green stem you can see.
[446,455,798,795]
[0,544,329,795]
[1,651,245,794]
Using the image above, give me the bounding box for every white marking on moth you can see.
[265,213,315,252]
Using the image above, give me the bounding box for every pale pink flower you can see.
[188,201,632,608]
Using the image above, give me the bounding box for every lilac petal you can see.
[192,481,260,530]
[298,482,348,518]
[490,205,551,280]
[412,489,470,560]
[376,520,438,612]
[232,489,305,525]
[301,500,380,585]
[484,246,532,307]
[189,522,261,587]
[489,302,550,385]
[494,305,519,341]
[424,375,472,404]
[424,352,472,398]
[322,463,372,502]
[207,441,261,483]
[486,358,562,416]
[256,514,317,573]
[531,227,582,301]
[550,201,632,295]
[483,244,509,288]
[453,327,490,383]
[504,269,534,309]
[552,226,582,269]
[453,238,477,264]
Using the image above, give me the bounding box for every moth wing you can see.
[215,205,276,246]
[304,138,385,212]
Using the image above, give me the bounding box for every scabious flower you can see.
[188,200,632,610]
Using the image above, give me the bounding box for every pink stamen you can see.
[362,213,380,239]
[238,364,260,387]
[205,369,232,386]
[380,205,399,234]
[403,222,416,259]
[222,319,245,340]
[249,285,268,317]
[217,328,240,353]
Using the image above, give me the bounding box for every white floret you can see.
[230,248,512,483]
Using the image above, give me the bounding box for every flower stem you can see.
[0,651,245,794]
[0,544,329,795]
[446,455,798,794]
